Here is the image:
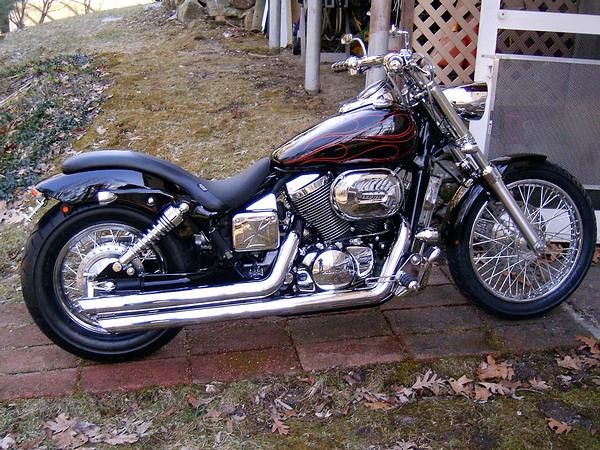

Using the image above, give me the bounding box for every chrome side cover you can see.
[330,169,403,220]
[232,193,280,252]
[232,212,279,252]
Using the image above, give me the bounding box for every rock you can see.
[231,0,255,10]
[205,0,246,19]
[177,0,206,23]
[163,0,185,9]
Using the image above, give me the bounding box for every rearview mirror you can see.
[341,34,367,57]
[341,34,353,45]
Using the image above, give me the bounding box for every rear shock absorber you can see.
[112,202,190,273]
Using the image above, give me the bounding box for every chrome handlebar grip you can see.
[331,55,386,75]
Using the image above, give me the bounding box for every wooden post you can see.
[399,0,415,41]
[366,0,392,86]
[305,0,321,94]
[269,0,281,54]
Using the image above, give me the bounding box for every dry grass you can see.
[1,3,362,179]
[1,354,599,449]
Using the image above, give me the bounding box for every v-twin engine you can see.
[285,169,405,242]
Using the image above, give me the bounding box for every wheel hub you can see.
[75,244,144,297]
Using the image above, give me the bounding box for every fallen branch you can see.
[0,78,33,108]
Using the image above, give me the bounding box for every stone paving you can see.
[1,265,597,401]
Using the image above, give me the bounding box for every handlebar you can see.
[331,55,386,74]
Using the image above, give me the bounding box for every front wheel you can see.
[447,161,596,318]
[21,203,188,362]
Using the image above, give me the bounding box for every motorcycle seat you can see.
[61,150,271,212]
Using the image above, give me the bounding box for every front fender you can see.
[442,153,547,247]
[36,169,170,204]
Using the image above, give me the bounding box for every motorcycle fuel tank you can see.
[271,106,417,168]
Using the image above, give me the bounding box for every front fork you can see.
[428,84,547,255]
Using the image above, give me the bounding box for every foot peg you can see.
[396,271,419,292]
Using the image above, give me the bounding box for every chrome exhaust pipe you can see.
[95,223,410,333]
[78,230,301,314]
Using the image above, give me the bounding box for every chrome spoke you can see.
[54,223,166,334]
[469,180,582,303]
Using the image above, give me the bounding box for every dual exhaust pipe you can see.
[78,224,410,333]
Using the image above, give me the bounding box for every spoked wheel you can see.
[447,161,596,317]
[22,204,187,361]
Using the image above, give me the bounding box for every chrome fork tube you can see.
[428,84,546,254]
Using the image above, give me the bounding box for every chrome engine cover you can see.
[330,169,403,220]
[311,249,355,290]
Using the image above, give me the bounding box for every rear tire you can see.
[447,161,596,318]
[21,203,186,362]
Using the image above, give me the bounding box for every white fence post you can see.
[305,0,321,94]
[269,0,281,54]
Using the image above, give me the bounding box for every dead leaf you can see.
[96,125,107,135]
[0,434,15,450]
[477,355,514,381]
[44,413,76,434]
[270,416,289,435]
[528,377,551,390]
[364,401,394,411]
[103,433,139,445]
[52,430,88,449]
[474,385,492,401]
[557,355,583,371]
[546,418,572,435]
[186,392,201,409]
[582,356,600,368]
[392,385,415,404]
[593,246,600,264]
[577,335,600,355]
[205,383,219,394]
[205,408,221,421]
[478,381,512,396]
[274,398,294,412]
[390,441,418,450]
[342,371,362,386]
[134,420,151,436]
[412,369,446,395]
[449,375,473,396]
[557,375,572,385]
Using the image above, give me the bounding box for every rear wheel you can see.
[21,203,186,362]
[447,161,596,317]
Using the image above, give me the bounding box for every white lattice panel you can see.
[412,0,481,86]
[497,0,579,57]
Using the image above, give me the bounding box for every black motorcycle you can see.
[21,34,596,361]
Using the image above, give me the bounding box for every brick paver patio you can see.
[1,265,597,401]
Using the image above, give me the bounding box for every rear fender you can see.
[35,169,174,207]
[442,153,547,247]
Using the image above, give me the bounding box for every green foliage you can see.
[0,54,108,200]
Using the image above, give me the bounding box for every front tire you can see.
[21,203,187,362]
[447,161,596,318]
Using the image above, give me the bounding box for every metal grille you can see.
[488,57,600,186]
[412,0,481,86]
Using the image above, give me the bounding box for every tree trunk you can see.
[1,15,9,34]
